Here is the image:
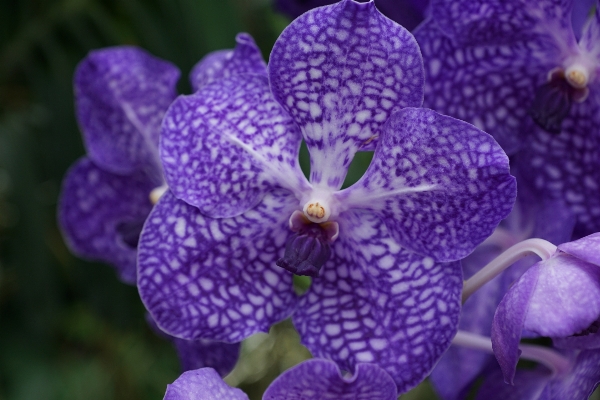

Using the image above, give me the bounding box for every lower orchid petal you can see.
[138,190,298,342]
[263,359,398,400]
[293,210,462,393]
[161,74,308,218]
[163,368,248,400]
[58,157,158,284]
[339,107,516,262]
[543,349,600,399]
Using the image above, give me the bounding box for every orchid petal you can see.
[160,74,307,218]
[163,368,248,400]
[263,359,398,400]
[58,157,158,284]
[293,210,462,393]
[558,233,600,267]
[75,46,179,174]
[580,6,600,60]
[339,108,516,262]
[137,190,297,342]
[189,33,267,92]
[414,20,553,155]
[269,0,424,189]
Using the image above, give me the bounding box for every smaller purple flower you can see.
[492,233,600,383]
[476,349,600,400]
[163,359,398,400]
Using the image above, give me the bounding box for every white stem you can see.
[462,239,557,302]
[452,331,571,378]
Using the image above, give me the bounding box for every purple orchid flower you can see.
[59,36,266,375]
[492,233,600,383]
[475,349,600,400]
[274,0,429,31]
[163,359,398,400]
[138,0,516,392]
[415,0,600,236]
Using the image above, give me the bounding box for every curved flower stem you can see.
[462,238,557,302]
[452,331,572,378]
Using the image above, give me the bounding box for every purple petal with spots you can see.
[58,157,158,284]
[137,190,298,342]
[274,0,429,31]
[580,6,600,60]
[146,313,240,376]
[75,46,179,174]
[263,359,398,400]
[338,108,516,262]
[415,20,554,155]
[163,368,248,400]
[269,0,424,189]
[189,33,267,92]
[491,263,539,383]
[558,233,600,267]
[160,74,307,218]
[428,0,575,47]
[515,93,600,236]
[293,210,462,393]
[523,255,600,338]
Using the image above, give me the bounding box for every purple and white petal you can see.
[263,359,398,400]
[414,20,554,155]
[523,254,600,338]
[572,0,597,40]
[491,264,540,383]
[75,46,179,174]
[58,157,158,284]
[138,190,298,342]
[269,0,424,189]
[554,318,600,350]
[558,233,600,267]
[580,6,600,61]
[338,108,516,262]
[515,93,600,236]
[189,33,267,92]
[293,210,462,393]
[163,368,248,400]
[542,349,600,399]
[428,0,575,47]
[161,74,308,218]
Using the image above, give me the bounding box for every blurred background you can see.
[0,0,439,399]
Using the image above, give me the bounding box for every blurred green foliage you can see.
[0,0,431,399]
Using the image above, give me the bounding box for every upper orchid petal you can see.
[523,254,600,338]
[163,368,248,400]
[293,210,462,393]
[75,46,179,174]
[269,0,424,189]
[558,232,600,266]
[338,108,516,262]
[160,74,308,218]
[137,190,297,342]
[189,33,267,92]
[263,359,398,400]
[414,20,554,155]
[58,157,158,284]
[428,0,575,48]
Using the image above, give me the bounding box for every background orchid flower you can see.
[163,359,398,400]
[138,0,516,393]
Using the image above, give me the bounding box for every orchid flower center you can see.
[529,66,590,134]
[276,210,339,277]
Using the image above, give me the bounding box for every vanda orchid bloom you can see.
[138,0,516,392]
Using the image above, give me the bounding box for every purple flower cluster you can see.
[58,0,600,398]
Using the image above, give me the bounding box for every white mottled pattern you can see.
[338,108,516,262]
[293,210,462,393]
[138,190,298,342]
[164,368,248,400]
[269,0,424,189]
[161,74,308,218]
